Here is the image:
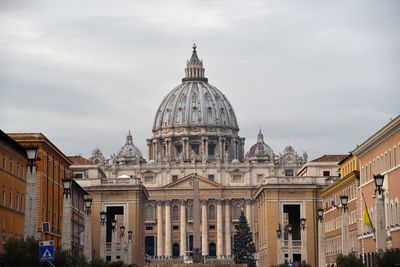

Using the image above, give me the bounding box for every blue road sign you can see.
[39,241,55,262]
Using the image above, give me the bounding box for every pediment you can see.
[163,173,223,189]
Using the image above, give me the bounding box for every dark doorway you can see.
[172,243,180,257]
[209,242,216,257]
[106,206,124,242]
[283,204,301,240]
[293,254,302,266]
[145,236,155,256]
[188,235,193,254]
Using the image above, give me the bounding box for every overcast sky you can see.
[1,0,399,161]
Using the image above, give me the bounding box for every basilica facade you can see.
[71,45,335,266]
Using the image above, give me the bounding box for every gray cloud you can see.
[1,0,399,160]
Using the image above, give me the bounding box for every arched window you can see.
[145,205,154,219]
[208,205,216,220]
[172,205,179,221]
[233,204,242,218]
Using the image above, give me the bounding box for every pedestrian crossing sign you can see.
[39,241,55,262]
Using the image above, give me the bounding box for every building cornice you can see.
[353,115,400,157]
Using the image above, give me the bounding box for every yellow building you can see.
[0,130,28,253]
[321,154,359,266]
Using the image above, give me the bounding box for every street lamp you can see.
[300,218,306,230]
[26,147,38,173]
[276,224,282,238]
[84,197,92,214]
[287,224,292,234]
[62,178,72,198]
[317,208,324,222]
[340,195,349,212]
[100,211,107,225]
[120,224,125,236]
[373,174,384,195]
[111,219,117,231]
[128,231,133,242]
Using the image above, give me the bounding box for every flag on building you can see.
[362,192,373,227]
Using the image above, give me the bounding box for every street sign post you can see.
[39,240,55,264]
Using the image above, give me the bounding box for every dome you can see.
[116,131,145,165]
[248,130,274,162]
[153,44,239,132]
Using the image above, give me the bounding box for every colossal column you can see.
[216,200,223,258]
[201,200,208,256]
[225,200,231,257]
[245,200,252,231]
[165,200,172,257]
[180,200,187,257]
[156,201,164,258]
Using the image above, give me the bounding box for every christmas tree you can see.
[233,212,256,267]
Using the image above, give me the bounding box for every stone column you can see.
[318,218,326,267]
[288,229,293,264]
[201,200,208,256]
[180,200,187,258]
[153,140,157,161]
[165,201,172,257]
[376,190,386,251]
[225,200,231,257]
[24,166,37,238]
[84,211,92,262]
[216,200,223,258]
[183,137,189,161]
[61,194,72,250]
[100,215,106,261]
[147,139,152,160]
[341,209,349,255]
[156,201,163,258]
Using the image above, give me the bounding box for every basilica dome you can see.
[115,131,145,165]
[153,44,239,132]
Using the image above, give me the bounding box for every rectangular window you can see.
[172,175,178,183]
[16,192,19,210]
[285,170,294,176]
[21,194,24,211]
[394,147,397,166]
[74,172,83,179]
[144,175,154,183]
[257,174,264,183]
[232,174,242,183]
[9,191,12,208]
[323,171,330,177]
[2,158,5,169]
[208,175,214,181]
[2,186,6,205]
[10,160,13,174]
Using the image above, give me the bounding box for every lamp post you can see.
[111,218,117,261]
[127,230,133,264]
[374,174,386,251]
[84,197,92,261]
[287,224,293,265]
[120,224,126,263]
[99,211,107,261]
[340,195,349,255]
[317,208,325,267]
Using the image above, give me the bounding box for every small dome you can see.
[116,131,145,165]
[248,130,274,161]
[231,159,240,164]
[89,148,107,166]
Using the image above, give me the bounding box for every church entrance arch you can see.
[209,242,216,257]
[172,243,180,257]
